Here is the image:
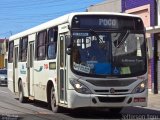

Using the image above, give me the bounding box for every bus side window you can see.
[36,30,47,60]
[19,36,28,62]
[8,41,14,63]
[47,28,57,59]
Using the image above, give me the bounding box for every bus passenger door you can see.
[58,23,69,104]
[59,34,67,103]
[13,46,19,93]
[27,42,34,96]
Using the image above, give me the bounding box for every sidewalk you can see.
[147,93,160,110]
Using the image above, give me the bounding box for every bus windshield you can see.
[71,30,146,77]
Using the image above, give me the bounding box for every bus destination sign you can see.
[98,19,118,28]
[78,17,119,29]
[72,15,141,30]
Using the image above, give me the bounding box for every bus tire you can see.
[50,86,61,113]
[18,81,27,103]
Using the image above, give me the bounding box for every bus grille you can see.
[86,79,136,87]
[94,89,129,95]
[98,97,125,103]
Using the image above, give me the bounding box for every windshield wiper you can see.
[89,29,103,43]
[114,30,130,48]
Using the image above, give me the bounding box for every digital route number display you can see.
[80,18,119,29]
[72,15,144,30]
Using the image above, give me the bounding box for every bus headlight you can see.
[70,79,92,94]
[0,76,5,80]
[132,81,146,94]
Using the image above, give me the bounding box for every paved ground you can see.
[0,86,160,120]
[148,93,160,110]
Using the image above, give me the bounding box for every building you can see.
[146,0,160,94]
[87,0,122,12]
[87,0,158,93]
[122,0,156,93]
[0,39,8,69]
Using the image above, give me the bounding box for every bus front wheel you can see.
[50,86,61,113]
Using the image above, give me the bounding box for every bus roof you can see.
[9,12,140,40]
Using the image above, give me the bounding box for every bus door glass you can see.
[27,42,34,96]
[59,34,67,103]
[13,46,19,92]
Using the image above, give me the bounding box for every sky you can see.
[0,0,104,38]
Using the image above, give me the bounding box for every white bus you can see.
[8,12,148,113]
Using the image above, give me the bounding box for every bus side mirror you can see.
[66,47,71,55]
[65,35,72,55]
[65,35,71,47]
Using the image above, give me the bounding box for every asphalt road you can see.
[0,86,160,120]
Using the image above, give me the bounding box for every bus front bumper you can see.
[67,89,147,109]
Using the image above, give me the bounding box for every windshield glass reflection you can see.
[71,31,146,77]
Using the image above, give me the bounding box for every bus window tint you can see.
[112,33,146,75]
[37,30,47,60]
[71,31,146,77]
[8,41,14,63]
[47,28,57,59]
[71,32,112,75]
[19,37,28,62]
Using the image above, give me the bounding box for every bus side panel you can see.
[33,61,49,102]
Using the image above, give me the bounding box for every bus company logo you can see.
[34,66,43,72]
[110,88,115,94]
[20,65,26,74]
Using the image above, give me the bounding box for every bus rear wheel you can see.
[18,81,27,103]
[50,86,61,113]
